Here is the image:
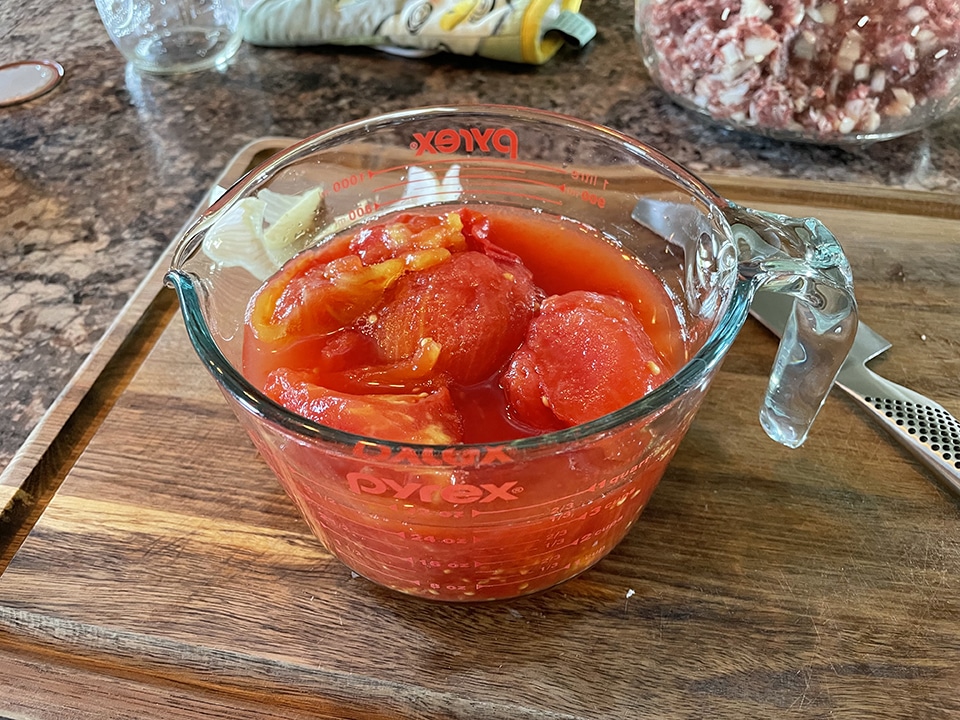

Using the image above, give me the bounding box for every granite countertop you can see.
[2,0,960,474]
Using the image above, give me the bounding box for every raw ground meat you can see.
[642,0,960,138]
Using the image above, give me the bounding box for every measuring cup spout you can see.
[726,205,858,448]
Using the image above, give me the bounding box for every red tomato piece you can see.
[242,328,374,391]
[265,368,462,444]
[372,250,541,385]
[248,251,405,344]
[502,291,671,428]
[496,346,566,433]
[349,212,467,265]
[328,337,444,394]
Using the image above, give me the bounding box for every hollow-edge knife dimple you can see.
[750,291,960,498]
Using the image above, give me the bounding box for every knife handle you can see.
[837,370,960,498]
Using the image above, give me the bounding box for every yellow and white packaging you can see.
[243,0,596,65]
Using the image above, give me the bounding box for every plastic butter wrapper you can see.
[243,0,597,65]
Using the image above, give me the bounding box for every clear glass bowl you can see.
[166,106,857,601]
[635,0,960,144]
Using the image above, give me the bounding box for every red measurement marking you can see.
[354,157,577,196]
[406,533,471,545]
[455,174,564,192]
[416,559,476,572]
[477,566,573,588]
[458,166,528,177]
[367,163,419,176]
[370,176,568,204]
[461,190,564,206]
[329,535,420,570]
[371,189,564,212]
[568,168,610,190]
[330,170,375,194]
[327,531,418,560]
[468,546,576,567]
[469,486,607,517]
[468,519,626,562]
[474,156,576,176]
[336,551,420,582]
[557,183,606,209]
[369,180,411,195]
[380,155,576,177]
[360,155,584,177]
[342,201,382,223]
[309,513,426,560]
[364,157,466,178]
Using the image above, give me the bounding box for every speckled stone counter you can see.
[1,0,959,473]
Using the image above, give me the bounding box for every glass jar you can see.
[635,0,960,144]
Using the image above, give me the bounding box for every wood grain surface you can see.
[0,159,958,719]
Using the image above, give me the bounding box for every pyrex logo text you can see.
[347,473,519,504]
[353,442,513,466]
[411,127,519,159]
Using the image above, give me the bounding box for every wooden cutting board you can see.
[0,141,958,719]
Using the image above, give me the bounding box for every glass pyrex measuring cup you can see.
[166,106,857,602]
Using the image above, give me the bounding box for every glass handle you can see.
[726,204,858,448]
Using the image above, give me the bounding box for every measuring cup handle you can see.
[726,204,858,448]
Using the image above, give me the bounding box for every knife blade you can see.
[750,291,960,497]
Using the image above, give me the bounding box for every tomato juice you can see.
[239,203,692,601]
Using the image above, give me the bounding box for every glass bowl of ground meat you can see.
[635,0,960,144]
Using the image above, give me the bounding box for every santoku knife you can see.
[750,291,960,497]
